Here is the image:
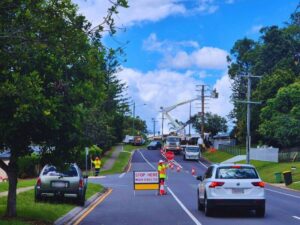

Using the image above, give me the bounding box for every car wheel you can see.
[255,205,265,217]
[77,194,86,206]
[183,155,186,160]
[204,194,212,216]
[197,191,204,211]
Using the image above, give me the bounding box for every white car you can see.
[197,164,265,217]
[183,145,200,160]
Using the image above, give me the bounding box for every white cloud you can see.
[248,24,263,34]
[225,0,235,4]
[73,0,186,28]
[197,0,219,14]
[117,67,233,133]
[143,33,199,53]
[162,47,228,70]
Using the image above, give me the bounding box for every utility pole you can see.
[201,85,205,139]
[152,118,157,137]
[188,102,191,136]
[161,109,164,139]
[132,101,135,135]
[236,73,261,164]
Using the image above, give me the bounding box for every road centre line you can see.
[138,150,203,225]
[71,188,113,225]
[293,216,300,220]
[167,187,202,225]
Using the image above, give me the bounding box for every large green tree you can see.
[0,0,128,217]
[191,112,228,136]
[227,10,300,145]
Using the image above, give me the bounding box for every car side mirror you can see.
[83,175,89,179]
[196,176,203,181]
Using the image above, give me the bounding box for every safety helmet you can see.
[159,160,164,164]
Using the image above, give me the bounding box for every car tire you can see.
[204,194,212,217]
[183,155,186,160]
[197,191,204,211]
[77,194,86,206]
[255,205,265,217]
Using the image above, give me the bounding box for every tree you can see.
[0,0,128,217]
[259,81,300,147]
[190,113,228,136]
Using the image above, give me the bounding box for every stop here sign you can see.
[166,151,174,161]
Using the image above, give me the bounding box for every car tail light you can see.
[36,178,41,187]
[231,165,241,168]
[252,181,265,188]
[79,179,84,188]
[209,181,225,188]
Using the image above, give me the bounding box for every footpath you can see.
[0,186,34,197]
[101,144,123,171]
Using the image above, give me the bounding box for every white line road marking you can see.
[293,216,300,220]
[265,188,300,199]
[198,161,208,168]
[167,187,202,225]
[139,150,203,225]
[119,172,126,178]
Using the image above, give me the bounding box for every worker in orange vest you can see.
[91,156,101,176]
[158,159,168,193]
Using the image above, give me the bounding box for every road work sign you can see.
[134,171,159,190]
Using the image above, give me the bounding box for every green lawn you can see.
[0,179,36,193]
[0,183,103,225]
[202,150,234,163]
[100,144,146,175]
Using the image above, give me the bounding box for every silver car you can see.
[35,163,88,206]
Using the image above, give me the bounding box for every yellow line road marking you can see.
[73,188,113,225]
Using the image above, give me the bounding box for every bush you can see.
[18,154,40,178]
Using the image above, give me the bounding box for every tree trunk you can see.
[5,163,18,217]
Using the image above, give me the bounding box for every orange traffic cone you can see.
[170,163,174,170]
[176,166,181,172]
[159,181,165,195]
[191,167,196,176]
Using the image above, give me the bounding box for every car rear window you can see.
[185,147,199,152]
[43,165,78,177]
[216,166,259,179]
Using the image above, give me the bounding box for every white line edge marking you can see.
[138,150,202,225]
[167,187,202,225]
[265,188,300,199]
[197,159,300,200]
[198,161,208,168]
[293,216,300,220]
[119,172,126,178]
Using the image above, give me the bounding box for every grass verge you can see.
[0,183,103,225]
[202,150,234,163]
[100,144,146,175]
[0,179,36,193]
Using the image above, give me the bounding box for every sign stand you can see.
[133,171,159,196]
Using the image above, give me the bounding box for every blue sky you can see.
[74,0,298,134]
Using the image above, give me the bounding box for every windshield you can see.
[42,165,78,177]
[150,141,158,145]
[216,167,259,179]
[167,137,180,142]
[185,147,199,152]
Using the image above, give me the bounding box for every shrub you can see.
[18,154,40,178]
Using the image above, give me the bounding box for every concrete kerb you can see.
[54,188,109,225]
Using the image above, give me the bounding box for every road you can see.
[80,148,300,225]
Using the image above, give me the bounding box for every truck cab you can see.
[183,145,200,160]
[164,136,182,154]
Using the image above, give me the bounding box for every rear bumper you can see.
[36,188,85,198]
[208,199,265,208]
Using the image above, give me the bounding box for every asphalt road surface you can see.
[81,148,300,225]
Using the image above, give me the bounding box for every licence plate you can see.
[232,188,244,194]
[52,182,68,188]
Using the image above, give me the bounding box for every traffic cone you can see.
[170,163,174,170]
[191,167,196,176]
[176,166,181,172]
[159,181,165,195]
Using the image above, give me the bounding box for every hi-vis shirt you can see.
[92,159,101,169]
[158,164,168,178]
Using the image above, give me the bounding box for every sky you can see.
[73,0,298,135]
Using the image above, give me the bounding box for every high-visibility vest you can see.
[92,159,101,169]
[158,164,168,178]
